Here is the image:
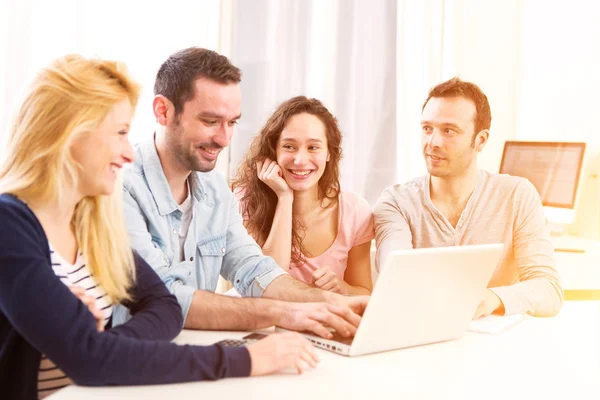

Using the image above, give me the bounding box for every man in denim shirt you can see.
[122,48,367,339]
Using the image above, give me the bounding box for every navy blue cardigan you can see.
[0,194,250,399]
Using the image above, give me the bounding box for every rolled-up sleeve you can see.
[169,280,197,321]
[219,194,288,297]
[122,187,197,323]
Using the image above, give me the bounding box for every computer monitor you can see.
[499,141,586,230]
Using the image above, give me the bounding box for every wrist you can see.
[323,290,343,306]
[267,300,287,326]
[338,280,351,295]
[277,192,294,202]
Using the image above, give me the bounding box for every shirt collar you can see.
[424,169,483,213]
[139,136,207,216]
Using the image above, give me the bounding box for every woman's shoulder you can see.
[339,191,373,213]
[337,191,374,244]
[338,191,374,229]
[0,194,48,255]
[0,194,40,229]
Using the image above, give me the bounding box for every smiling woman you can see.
[0,54,318,400]
[232,96,374,295]
[69,99,134,196]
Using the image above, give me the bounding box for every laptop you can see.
[278,243,504,357]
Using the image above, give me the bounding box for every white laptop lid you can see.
[348,243,504,356]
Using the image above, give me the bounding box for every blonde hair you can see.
[0,54,140,303]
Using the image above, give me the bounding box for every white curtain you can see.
[0,0,227,170]
[229,0,398,205]
[2,0,597,203]
[228,0,522,204]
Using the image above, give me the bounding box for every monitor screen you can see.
[499,141,586,209]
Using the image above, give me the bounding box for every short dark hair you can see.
[422,77,492,134]
[154,47,242,115]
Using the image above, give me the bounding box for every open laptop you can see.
[278,243,504,356]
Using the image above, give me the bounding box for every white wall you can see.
[3,1,600,188]
[446,0,521,173]
[0,0,230,175]
[518,0,600,146]
[230,0,398,204]
[517,0,600,238]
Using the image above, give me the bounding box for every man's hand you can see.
[68,286,105,332]
[277,302,362,339]
[473,289,504,320]
[248,332,319,376]
[311,267,344,294]
[330,294,369,317]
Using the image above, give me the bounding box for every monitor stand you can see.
[549,221,567,237]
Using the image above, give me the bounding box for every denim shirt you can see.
[120,137,287,321]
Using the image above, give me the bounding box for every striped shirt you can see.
[37,246,113,399]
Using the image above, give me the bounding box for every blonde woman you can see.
[0,55,317,400]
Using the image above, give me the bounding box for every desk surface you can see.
[50,302,600,399]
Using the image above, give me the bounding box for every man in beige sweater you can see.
[374,77,563,318]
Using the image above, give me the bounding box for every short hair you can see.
[422,77,492,133]
[154,47,242,115]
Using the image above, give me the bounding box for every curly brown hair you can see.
[232,96,342,265]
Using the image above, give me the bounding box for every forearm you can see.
[344,242,374,295]
[505,181,564,317]
[184,289,288,330]
[262,275,333,303]
[110,254,183,340]
[490,274,563,317]
[261,195,293,269]
[340,281,372,295]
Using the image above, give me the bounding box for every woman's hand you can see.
[257,158,292,198]
[68,286,105,332]
[247,332,319,376]
[311,266,345,294]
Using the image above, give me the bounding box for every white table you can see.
[50,301,600,399]
[552,236,600,299]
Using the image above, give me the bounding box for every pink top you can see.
[289,191,374,283]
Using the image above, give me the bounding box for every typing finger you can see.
[300,348,318,369]
[302,319,333,339]
[326,303,362,329]
[304,340,320,364]
[312,311,355,337]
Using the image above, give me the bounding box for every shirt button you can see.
[172,229,177,235]
[189,256,194,262]
[221,247,225,253]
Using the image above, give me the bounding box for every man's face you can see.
[420,96,482,178]
[165,77,241,172]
